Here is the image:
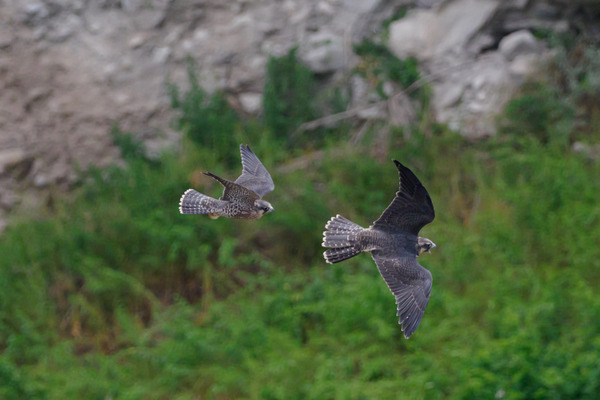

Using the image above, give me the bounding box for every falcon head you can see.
[254,199,274,216]
[417,237,436,256]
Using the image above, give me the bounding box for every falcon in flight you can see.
[322,160,436,339]
[179,144,274,219]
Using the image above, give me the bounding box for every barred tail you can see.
[179,189,221,215]
[322,215,365,264]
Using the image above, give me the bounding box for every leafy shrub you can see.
[0,357,46,400]
[353,39,422,95]
[501,33,600,145]
[168,61,241,166]
[263,48,317,139]
[501,83,575,145]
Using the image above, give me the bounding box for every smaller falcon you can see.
[322,160,436,339]
[179,144,274,220]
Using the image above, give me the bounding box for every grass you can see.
[0,33,599,400]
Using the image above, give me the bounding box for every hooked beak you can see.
[428,242,436,253]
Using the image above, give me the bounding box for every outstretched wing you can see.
[372,254,432,339]
[179,189,229,215]
[204,172,259,205]
[234,145,274,198]
[372,160,435,235]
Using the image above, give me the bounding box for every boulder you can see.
[0,149,31,176]
[299,31,346,74]
[238,92,263,114]
[499,29,544,61]
[388,0,500,61]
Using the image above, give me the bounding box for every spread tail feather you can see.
[179,189,223,215]
[322,215,365,264]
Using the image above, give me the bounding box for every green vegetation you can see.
[352,39,430,115]
[169,61,242,166]
[263,48,317,139]
[381,7,408,36]
[1,36,600,400]
[353,39,420,91]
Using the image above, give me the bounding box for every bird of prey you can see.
[179,144,275,219]
[322,160,436,339]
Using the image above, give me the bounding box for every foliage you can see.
[501,33,600,145]
[353,39,422,97]
[263,48,317,139]
[352,39,430,123]
[262,48,351,149]
[1,33,600,400]
[500,82,575,145]
[0,357,46,399]
[169,60,241,166]
[381,7,408,39]
[549,34,600,138]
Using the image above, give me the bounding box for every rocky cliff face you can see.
[0,0,596,229]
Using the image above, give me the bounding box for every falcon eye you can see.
[263,207,270,212]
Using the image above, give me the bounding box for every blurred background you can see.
[1,0,600,399]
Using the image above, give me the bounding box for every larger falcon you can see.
[179,144,274,219]
[322,160,436,339]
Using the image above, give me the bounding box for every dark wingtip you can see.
[392,160,418,181]
[392,159,405,170]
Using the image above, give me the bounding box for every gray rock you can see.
[386,2,562,138]
[0,190,18,210]
[507,0,530,9]
[499,29,543,61]
[0,27,14,49]
[432,52,516,138]
[152,46,171,64]
[227,55,267,90]
[21,2,50,25]
[435,82,464,110]
[509,53,541,79]
[299,31,346,74]
[238,92,263,114]
[121,0,144,12]
[388,91,416,127]
[47,14,83,43]
[349,75,370,108]
[0,149,30,175]
[388,0,500,61]
[128,33,147,49]
[306,2,335,31]
[465,33,495,55]
[33,173,49,188]
[344,0,381,13]
[572,142,600,161]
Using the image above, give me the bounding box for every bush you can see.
[501,83,575,145]
[169,61,241,166]
[263,48,317,139]
[353,39,423,95]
